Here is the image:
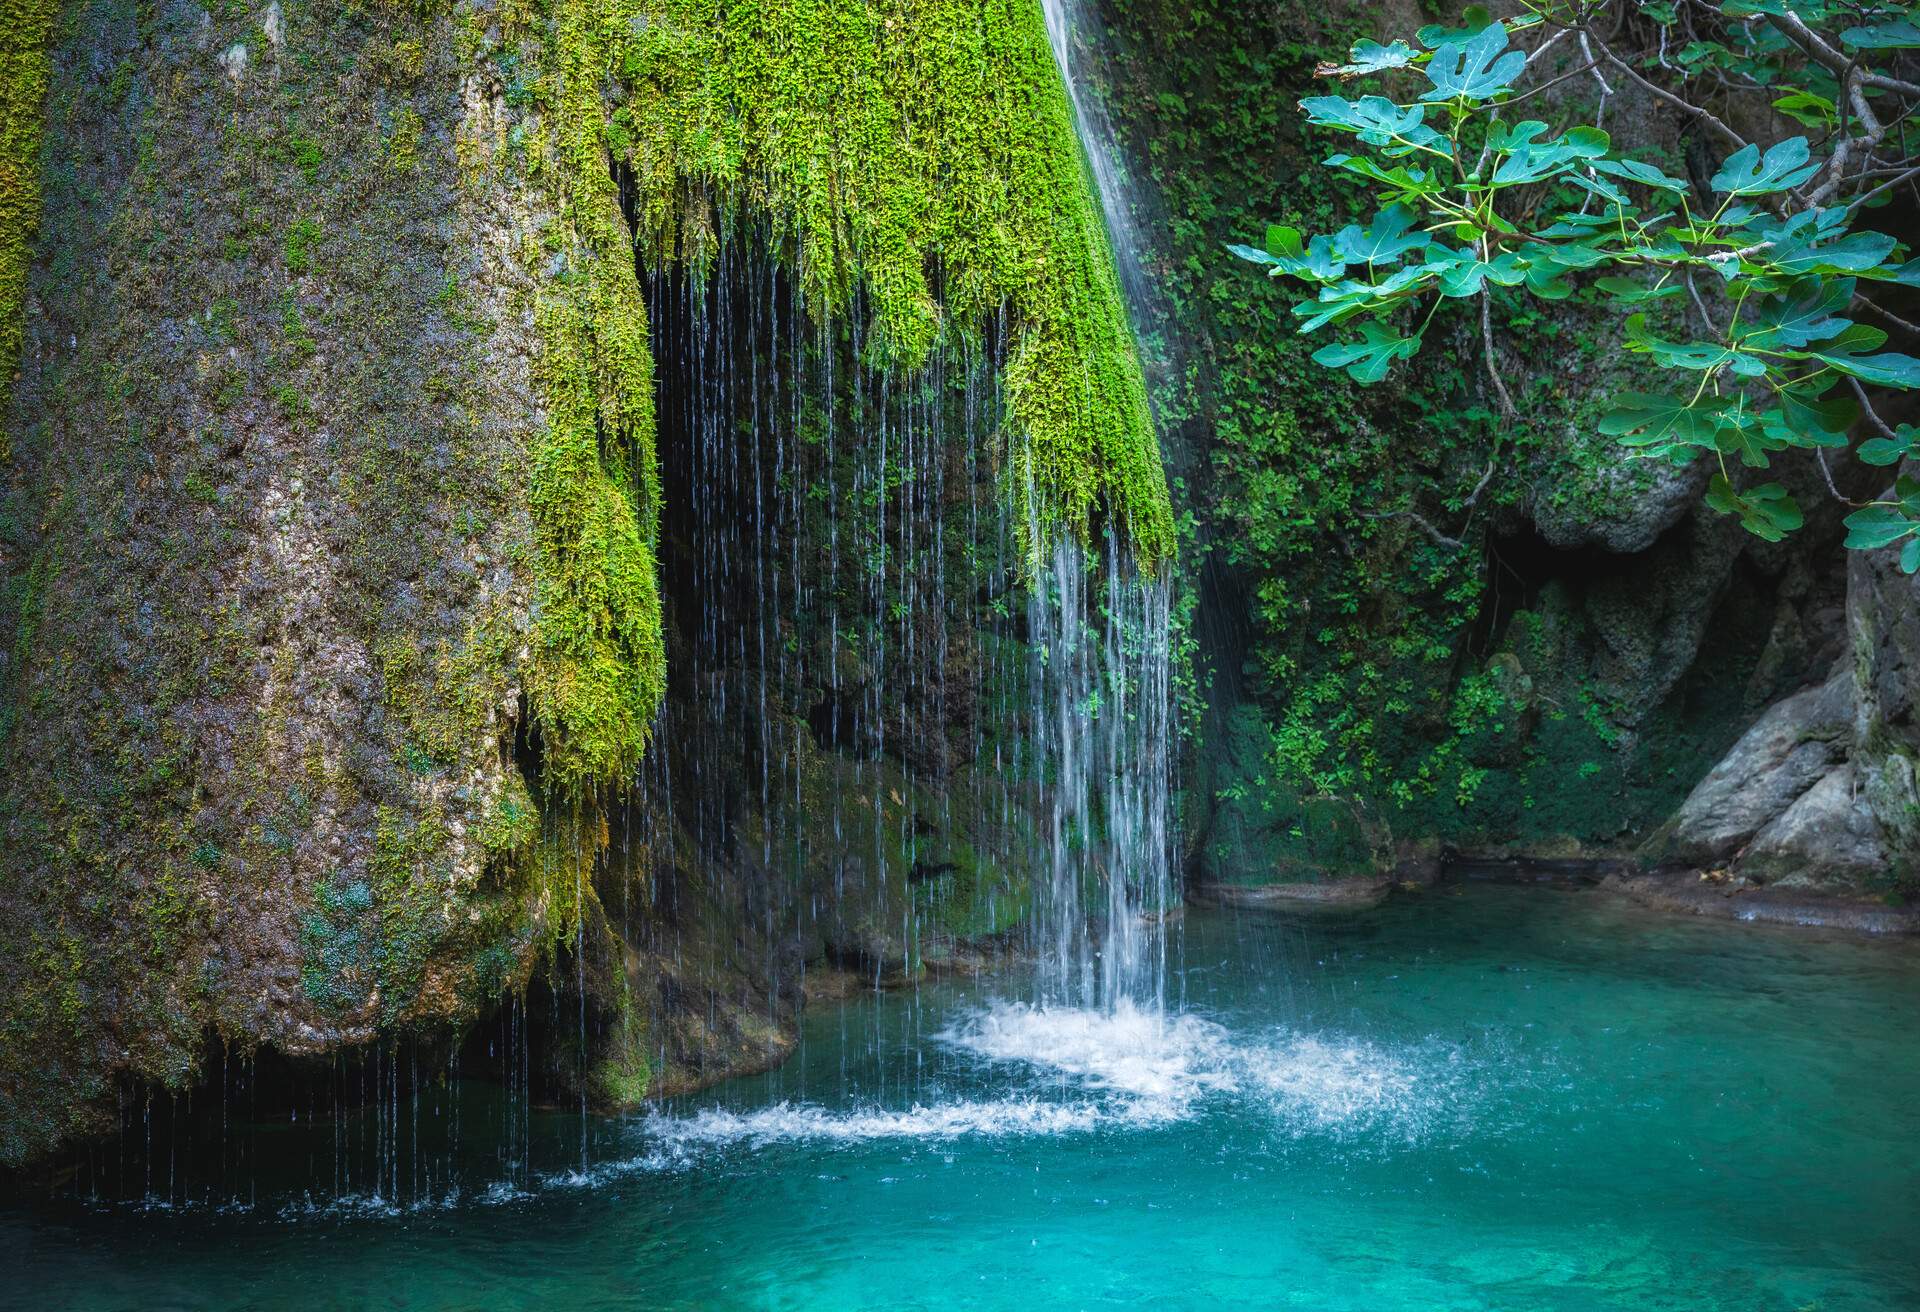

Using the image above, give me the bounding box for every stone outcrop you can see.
[0,0,1158,1164]
[1655,525,1920,894]
[1660,666,1854,864]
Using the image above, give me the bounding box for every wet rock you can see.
[1847,533,1920,884]
[1532,447,1706,554]
[1187,874,1394,911]
[1601,869,1917,934]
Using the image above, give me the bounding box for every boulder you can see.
[1740,765,1889,888]
[1659,665,1853,863]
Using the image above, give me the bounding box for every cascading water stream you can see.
[1023,0,1179,1019]
[1040,0,1157,336]
[1024,532,1176,1017]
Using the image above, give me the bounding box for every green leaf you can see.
[1844,503,1920,549]
[1629,326,1767,377]
[1424,244,1526,296]
[1227,230,1346,281]
[1589,157,1689,193]
[1858,425,1919,465]
[1811,324,1920,388]
[1300,95,1449,155]
[1324,154,1440,200]
[1711,137,1820,195]
[1739,277,1854,349]
[1707,476,1804,541]
[1595,275,1683,305]
[1599,393,1737,450]
[1901,537,1920,573]
[1311,322,1422,383]
[1330,206,1430,266]
[1291,264,1432,331]
[1417,9,1499,48]
[1775,384,1859,442]
[1489,125,1609,186]
[1773,229,1899,275]
[1721,0,1836,17]
[1420,22,1525,101]
[1771,90,1837,128]
[1326,38,1421,75]
[1841,19,1920,48]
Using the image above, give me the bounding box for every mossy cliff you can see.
[0,0,1167,1163]
[0,1,57,427]
[1089,0,1857,886]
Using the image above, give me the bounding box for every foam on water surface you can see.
[627,999,1480,1157]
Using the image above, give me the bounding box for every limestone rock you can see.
[1741,766,1889,887]
[1659,665,1853,862]
[1532,441,1707,554]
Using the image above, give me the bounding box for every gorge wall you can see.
[0,0,1166,1163]
[4,0,1918,1171]
[1084,0,1919,900]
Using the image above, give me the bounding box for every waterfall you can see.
[1028,0,1179,1017]
[1040,0,1158,342]
[1026,532,1175,1015]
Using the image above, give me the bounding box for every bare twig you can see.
[1815,447,1849,504]
[1578,31,1614,128]
[1855,292,1920,337]
[1846,163,1920,215]
[1362,510,1465,551]
[1770,11,1920,97]
[1480,287,1518,420]
[1581,26,1749,153]
[1850,376,1901,440]
[1685,271,1714,337]
[1468,59,1600,114]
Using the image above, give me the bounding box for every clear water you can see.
[10,884,1920,1311]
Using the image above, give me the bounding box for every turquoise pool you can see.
[9,882,1919,1310]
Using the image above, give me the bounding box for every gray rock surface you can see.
[1741,765,1889,887]
[1532,440,1707,554]
[1661,666,1853,862]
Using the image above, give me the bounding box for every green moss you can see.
[0,0,57,429]
[609,0,1170,564]
[386,105,422,171]
[494,0,1173,798]
[283,215,320,273]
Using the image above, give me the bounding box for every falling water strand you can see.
[1039,0,1158,340]
[1029,0,1179,1016]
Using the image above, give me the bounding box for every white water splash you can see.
[626,1003,1483,1160]
[941,1000,1474,1142]
[939,999,1232,1116]
[648,1098,1108,1148]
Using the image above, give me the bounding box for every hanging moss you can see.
[496,0,1172,796]
[0,0,56,429]
[509,0,670,795]
[612,0,1172,564]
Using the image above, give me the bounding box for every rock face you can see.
[0,0,1162,1163]
[1662,668,1854,864]
[1656,530,1920,894]
[0,2,557,1164]
[1096,0,1861,881]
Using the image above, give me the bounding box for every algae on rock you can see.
[0,0,1170,1163]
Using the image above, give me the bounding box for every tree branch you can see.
[1580,25,1749,153]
